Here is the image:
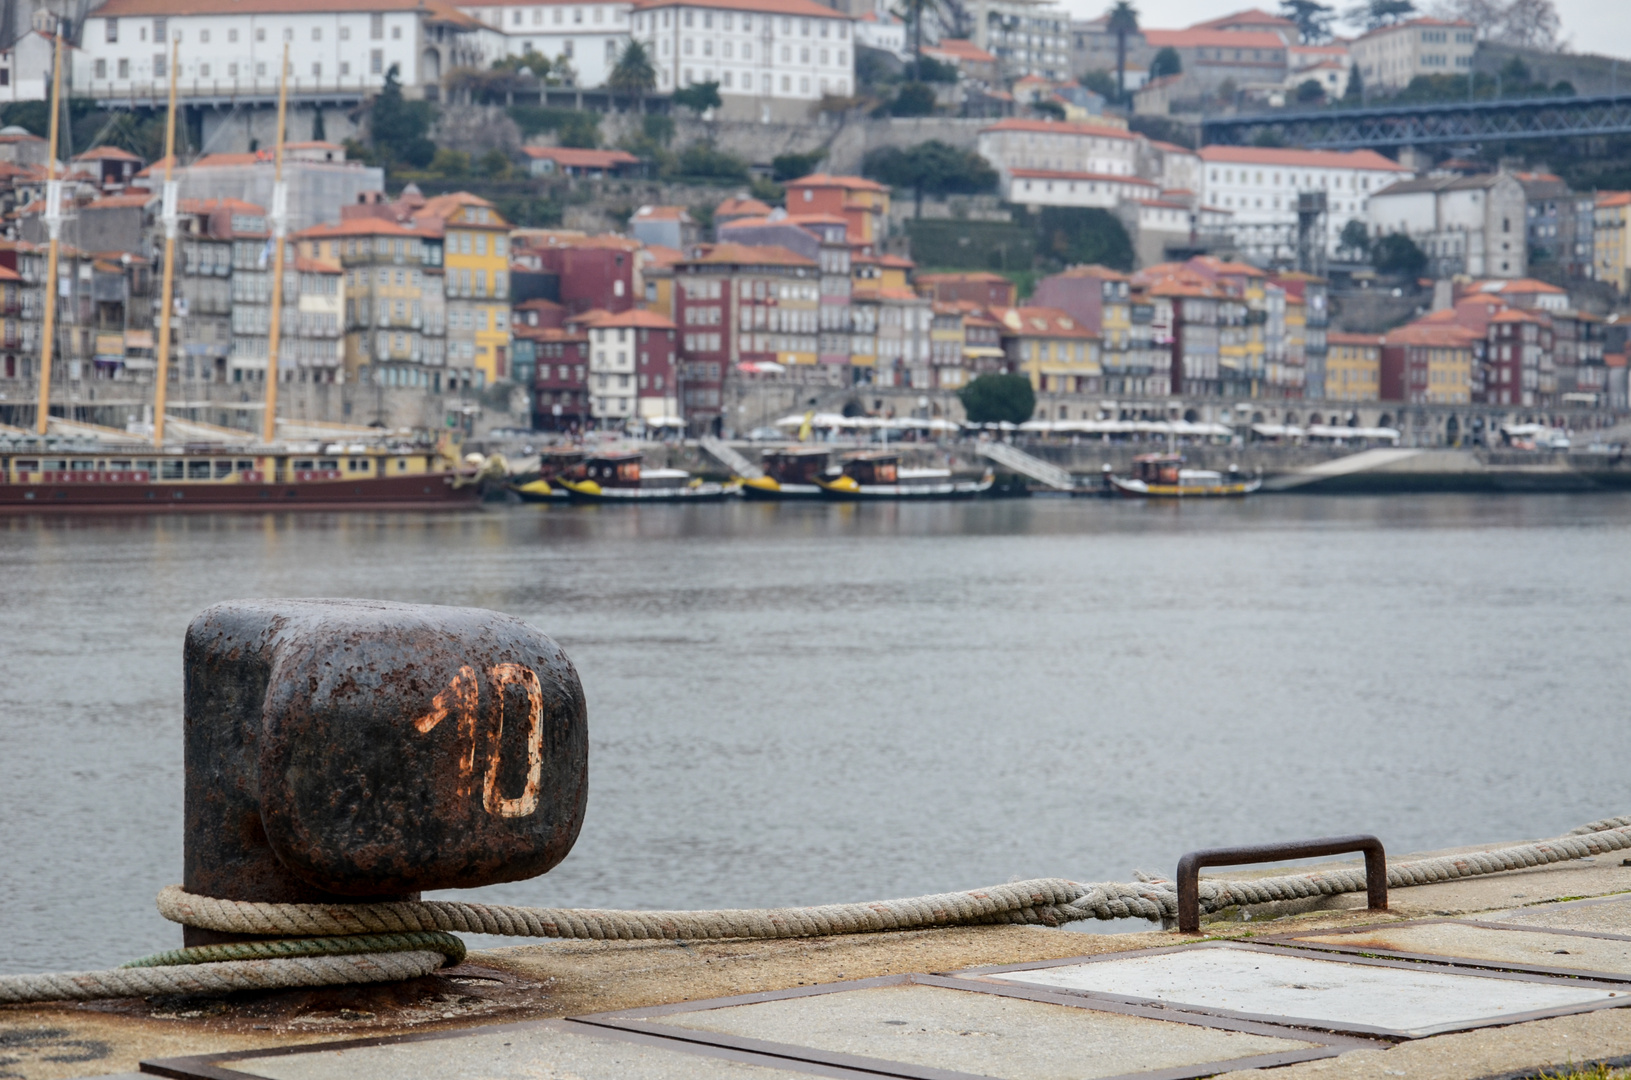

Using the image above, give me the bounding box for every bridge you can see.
[1201,91,1631,150]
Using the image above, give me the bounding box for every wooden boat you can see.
[556,452,733,502]
[741,447,831,501]
[815,452,995,500]
[1109,454,1260,498]
[513,447,586,502]
[0,444,479,512]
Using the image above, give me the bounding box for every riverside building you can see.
[455,0,632,86]
[630,0,856,122]
[1198,146,1409,259]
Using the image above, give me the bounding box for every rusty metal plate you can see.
[184,600,587,906]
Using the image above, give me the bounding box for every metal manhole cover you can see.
[956,942,1628,1039]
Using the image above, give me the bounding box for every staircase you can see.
[699,435,764,480]
[975,441,1076,491]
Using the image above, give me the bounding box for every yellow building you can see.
[419,193,513,384]
[1596,192,1630,294]
[997,305,1101,402]
[295,218,439,386]
[1325,331,1381,401]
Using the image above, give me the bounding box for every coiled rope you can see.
[4,817,1629,1005]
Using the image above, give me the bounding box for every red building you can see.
[522,324,590,430]
[673,242,819,434]
[512,233,641,315]
[1485,308,1554,407]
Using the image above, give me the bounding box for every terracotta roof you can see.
[1148,140,1197,156]
[294,218,430,239]
[1597,191,1631,208]
[1052,264,1130,281]
[1384,322,1480,345]
[1327,331,1382,346]
[85,193,154,209]
[294,256,342,273]
[680,242,816,267]
[1143,28,1288,49]
[73,146,144,162]
[642,243,685,266]
[0,266,19,281]
[522,146,640,168]
[284,140,346,150]
[91,0,473,16]
[980,118,1138,141]
[631,0,850,18]
[917,271,1011,283]
[1474,277,1566,295]
[632,204,692,221]
[922,38,995,64]
[879,254,915,268]
[580,308,677,329]
[180,197,266,215]
[1199,145,1408,171]
[780,212,849,227]
[516,298,567,312]
[1009,168,1157,186]
[1190,8,1297,30]
[716,195,773,217]
[784,173,889,192]
[1489,308,1547,324]
[515,325,588,342]
[993,305,1097,338]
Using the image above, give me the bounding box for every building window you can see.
[256,27,266,40]
[105,18,118,42]
[312,62,322,76]
[153,16,166,40]
[154,53,167,78]
[370,49,384,74]
[371,13,384,38]
[94,58,107,78]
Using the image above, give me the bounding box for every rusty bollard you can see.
[182,599,588,945]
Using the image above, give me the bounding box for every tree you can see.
[1150,47,1182,78]
[1280,0,1335,42]
[890,82,937,116]
[673,80,722,115]
[1296,78,1326,103]
[959,373,1035,425]
[478,148,512,179]
[607,41,657,106]
[1430,0,1560,49]
[1036,207,1134,271]
[557,112,601,148]
[772,149,826,181]
[642,113,675,146]
[861,140,998,216]
[1344,64,1364,99]
[429,148,471,178]
[1338,218,1371,260]
[1106,0,1140,101]
[1343,0,1415,31]
[1373,232,1427,276]
[671,142,749,181]
[369,64,437,168]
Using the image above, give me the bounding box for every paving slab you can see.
[1494,894,1631,935]
[964,943,1628,1038]
[1281,920,1631,980]
[592,979,1344,1080]
[161,1020,867,1080]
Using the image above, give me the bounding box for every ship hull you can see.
[0,474,480,513]
[817,475,995,501]
[1109,476,1261,498]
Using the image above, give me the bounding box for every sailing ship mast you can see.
[152,38,180,447]
[33,27,63,436]
[263,42,290,444]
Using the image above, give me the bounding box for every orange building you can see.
[782,174,891,250]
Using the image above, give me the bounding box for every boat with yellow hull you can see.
[1109,454,1260,498]
[813,452,995,500]
[556,452,735,503]
[741,447,831,501]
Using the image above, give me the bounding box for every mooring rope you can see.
[4,817,1628,1005]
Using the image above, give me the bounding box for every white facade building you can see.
[0,29,57,104]
[73,0,489,103]
[1005,169,1157,208]
[1198,145,1410,257]
[631,0,856,122]
[1349,18,1474,91]
[587,320,636,421]
[852,12,905,58]
[1366,172,1528,278]
[454,0,633,87]
[977,118,1140,183]
[964,0,1069,81]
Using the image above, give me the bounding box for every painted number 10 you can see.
[411,663,544,818]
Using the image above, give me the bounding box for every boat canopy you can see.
[1018,419,1233,437]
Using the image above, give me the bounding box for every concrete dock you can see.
[8,845,1631,1080]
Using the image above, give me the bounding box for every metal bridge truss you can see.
[1202,92,1631,150]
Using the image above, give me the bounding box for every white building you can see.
[586,317,637,422]
[631,0,856,122]
[977,118,1141,184]
[0,28,58,104]
[852,11,905,58]
[963,0,1070,81]
[1004,169,1157,209]
[73,0,490,104]
[454,0,633,87]
[1349,17,1474,91]
[1366,172,1528,278]
[1198,145,1410,257]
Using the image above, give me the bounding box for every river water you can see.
[3,495,1629,975]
